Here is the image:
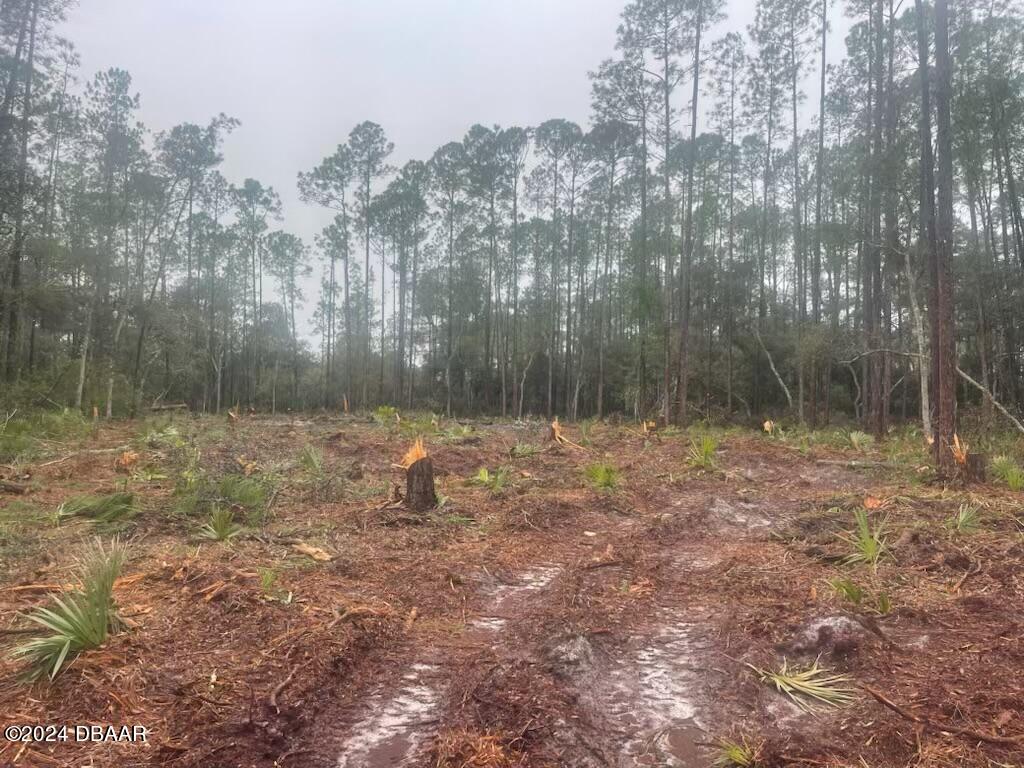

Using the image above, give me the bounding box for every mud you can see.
[336,663,445,768]
[6,421,1022,768]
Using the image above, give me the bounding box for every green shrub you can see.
[713,736,762,767]
[847,430,874,453]
[584,463,619,490]
[372,405,399,424]
[12,538,128,680]
[442,424,475,442]
[175,470,273,525]
[217,474,270,525]
[299,444,325,477]
[510,442,540,459]
[138,423,186,454]
[399,413,440,436]
[0,409,90,462]
[992,455,1024,491]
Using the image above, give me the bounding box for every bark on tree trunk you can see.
[406,457,436,512]
[933,0,957,475]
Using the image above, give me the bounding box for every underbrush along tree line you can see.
[1,0,1023,480]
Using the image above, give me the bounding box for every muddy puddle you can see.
[467,565,561,636]
[335,663,444,768]
[335,566,562,766]
[569,612,713,767]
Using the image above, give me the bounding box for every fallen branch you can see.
[956,366,1024,436]
[862,684,1024,746]
[814,458,899,469]
[952,561,982,593]
[327,605,390,629]
[268,665,299,712]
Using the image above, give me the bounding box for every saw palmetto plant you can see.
[688,434,718,470]
[57,492,136,524]
[13,538,129,681]
[748,658,856,711]
[198,505,244,541]
[840,509,889,568]
[947,502,981,534]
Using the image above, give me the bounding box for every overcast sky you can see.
[62,0,850,341]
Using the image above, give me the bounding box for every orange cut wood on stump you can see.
[402,438,436,511]
[401,437,428,469]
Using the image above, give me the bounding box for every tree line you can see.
[1,0,1021,470]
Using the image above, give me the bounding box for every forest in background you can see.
[1,0,1022,472]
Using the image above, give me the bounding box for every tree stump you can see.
[964,453,987,484]
[406,457,437,511]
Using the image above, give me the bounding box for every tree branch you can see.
[754,328,793,409]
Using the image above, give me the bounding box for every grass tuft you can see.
[12,538,128,681]
[0,409,91,462]
[714,735,762,767]
[828,577,865,605]
[299,444,325,476]
[372,405,399,425]
[510,442,540,459]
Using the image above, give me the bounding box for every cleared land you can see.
[1,413,1023,767]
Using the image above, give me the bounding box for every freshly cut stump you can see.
[406,457,437,511]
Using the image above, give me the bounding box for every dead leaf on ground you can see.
[236,455,259,476]
[114,450,139,473]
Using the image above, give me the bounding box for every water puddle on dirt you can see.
[336,663,443,768]
[588,615,713,767]
[335,566,562,766]
[468,565,561,636]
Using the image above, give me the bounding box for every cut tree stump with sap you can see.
[406,457,437,511]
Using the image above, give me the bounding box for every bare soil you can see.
[1,415,1023,767]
